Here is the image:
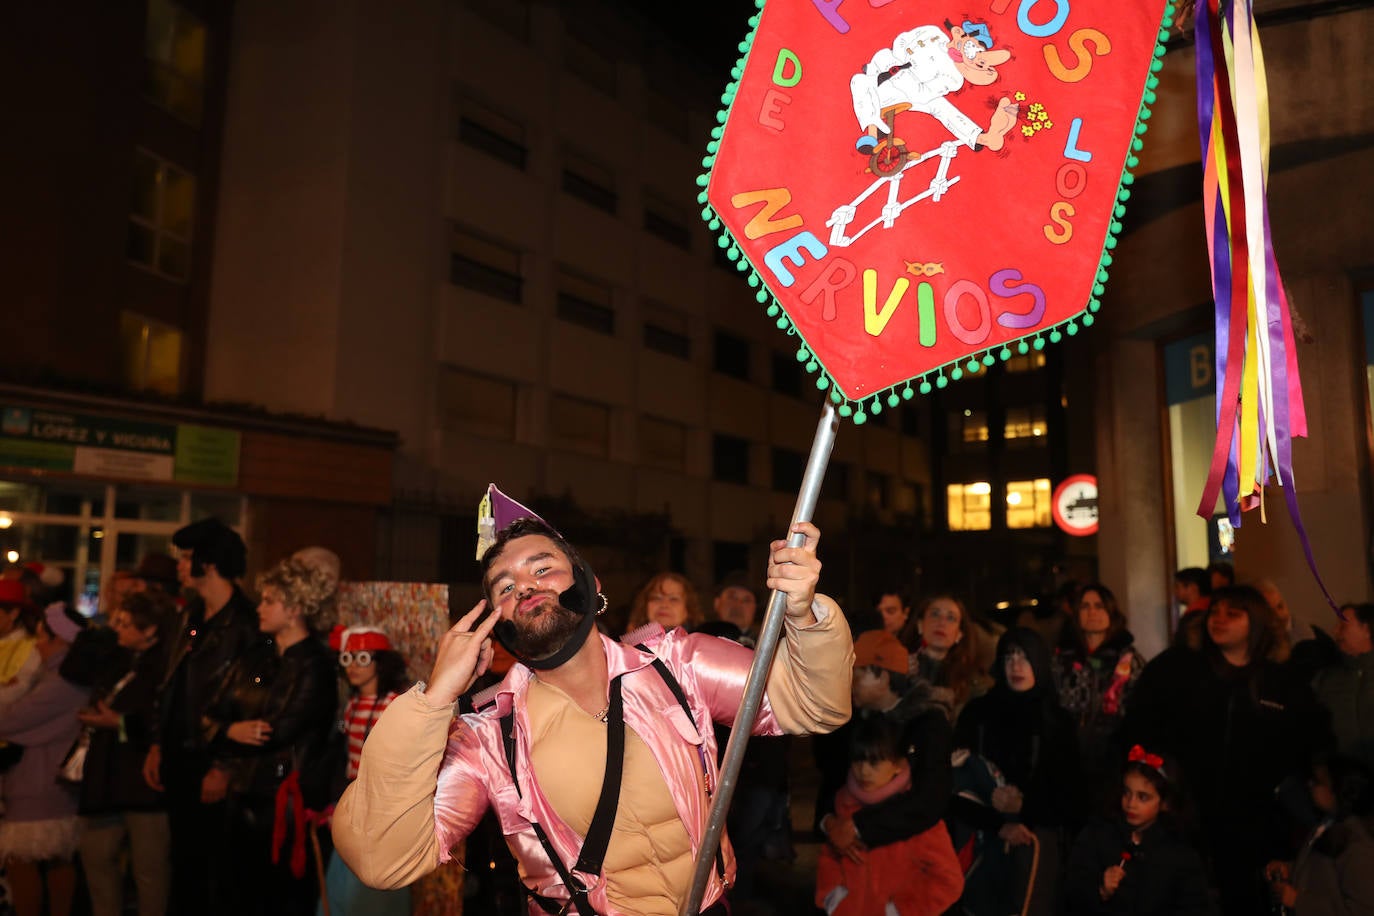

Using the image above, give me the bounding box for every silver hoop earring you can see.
[596,592,608,615]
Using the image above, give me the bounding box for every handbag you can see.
[56,729,92,785]
[58,669,136,786]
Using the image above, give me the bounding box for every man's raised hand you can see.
[767,521,822,620]
[423,600,500,707]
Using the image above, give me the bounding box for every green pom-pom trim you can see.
[688,0,1152,424]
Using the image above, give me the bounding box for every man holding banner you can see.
[332,486,853,915]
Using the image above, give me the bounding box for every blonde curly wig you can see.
[257,557,337,633]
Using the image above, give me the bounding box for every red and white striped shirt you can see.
[344,692,397,781]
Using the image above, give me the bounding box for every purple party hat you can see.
[476,483,554,560]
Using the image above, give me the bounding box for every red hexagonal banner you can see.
[703,0,1172,419]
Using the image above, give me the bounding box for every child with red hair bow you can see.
[1064,746,1214,915]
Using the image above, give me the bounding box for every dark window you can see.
[562,171,617,213]
[438,513,480,585]
[449,226,522,303]
[902,406,921,437]
[823,461,850,502]
[457,98,527,170]
[713,330,750,380]
[771,447,805,492]
[556,269,615,335]
[712,434,750,485]
[565,36,617,95]
[644,87,690,140]
[642,300,690,359]
[771,351,804,398]
[557,294,614,335]
[644,207,692,250]
[562,150,617,214]
[713,540,750,586]
[866,471,890,509]
[644,324,690,358]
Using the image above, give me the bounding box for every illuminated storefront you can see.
[0,389,396,613]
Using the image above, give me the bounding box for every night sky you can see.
[616,0,760,74]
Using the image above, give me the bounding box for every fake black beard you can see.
[504,600,585,661]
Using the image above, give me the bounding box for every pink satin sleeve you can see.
[678,594,853,736]
[433,716,495,863]
[677,629,783,736]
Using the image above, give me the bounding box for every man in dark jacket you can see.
[821,629,953,859]
[1313,602,1374,769]
[143,518,262,915]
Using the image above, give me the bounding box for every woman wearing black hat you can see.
[952,627,1083,916]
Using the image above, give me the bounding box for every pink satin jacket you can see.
[334,598,852,915]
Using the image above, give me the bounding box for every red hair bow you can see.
[1128,745,1164,769]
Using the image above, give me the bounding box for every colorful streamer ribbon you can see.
[1192,0,1336,610]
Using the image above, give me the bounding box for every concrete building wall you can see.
[1095,6,1374,656]
[206,0,935,594]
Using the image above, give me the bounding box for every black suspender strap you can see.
[500,678,627,916]
[638,648,728,886]
[573,677,625,876]
[497,653,730,911]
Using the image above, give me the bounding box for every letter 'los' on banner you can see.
[700,0,1173,421]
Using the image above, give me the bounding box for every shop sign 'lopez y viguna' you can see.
[703,0,1173,422]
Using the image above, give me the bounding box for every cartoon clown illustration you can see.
[850,19,1020,155]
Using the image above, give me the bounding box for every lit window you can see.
[947,482,991,531]
[1006,351,1047,373]
[119,312,182,395]
[1004,405,1048,442]
[1006,478,1053,528]
[961,414,994,444]
[144,0,206,123]
[549,395,610,457]
[127,149,195,281]
[456,95,527,170]
[438,367,516,440]
[449,226,522,303]
[640,416,686,472]
[556,269,615,335]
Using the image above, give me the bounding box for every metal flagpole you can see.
[682,402,840,915]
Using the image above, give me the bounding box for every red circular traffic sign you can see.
[1052,474,1099,536]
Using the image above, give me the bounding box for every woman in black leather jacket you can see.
[206,557,338,916]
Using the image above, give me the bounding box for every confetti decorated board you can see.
[335,582,449,688]
[702,0,1173,421]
